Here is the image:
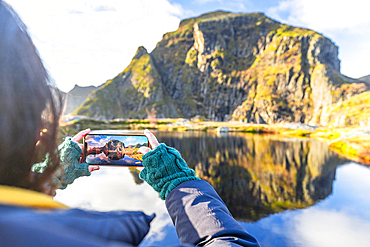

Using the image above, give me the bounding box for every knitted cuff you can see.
[139,143,200,200]
[31,137,91,189]
[58,138,91,188]
[59,137,82,166]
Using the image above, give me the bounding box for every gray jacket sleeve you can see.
[165,180,260,247]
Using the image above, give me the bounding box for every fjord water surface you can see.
[55,131,370,247]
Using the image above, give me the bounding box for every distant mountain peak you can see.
[62,84,97,115]
[133,46,148,60]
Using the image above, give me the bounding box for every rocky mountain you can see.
[75,11,367,124]
[63,84,97,115]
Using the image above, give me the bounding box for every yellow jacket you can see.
[0,185,67,209]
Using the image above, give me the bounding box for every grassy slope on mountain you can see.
[323,91,370,127]
[74,10,366,125]
[75,47,179,119]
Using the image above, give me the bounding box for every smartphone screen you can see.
[83,132,149,166]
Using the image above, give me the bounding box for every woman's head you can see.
[0,1,62,191]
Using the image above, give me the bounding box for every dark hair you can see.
[0,1,62,192]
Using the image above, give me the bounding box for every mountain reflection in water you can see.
[55,131,370,246]
[155,132,344,221]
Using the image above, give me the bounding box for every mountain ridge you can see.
[74,11,367,125]
[63,84,97,115]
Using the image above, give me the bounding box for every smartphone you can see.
[83,130,150,166]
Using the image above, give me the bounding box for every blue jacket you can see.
[0,181,259,246]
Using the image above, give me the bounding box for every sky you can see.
[5,0,370,92]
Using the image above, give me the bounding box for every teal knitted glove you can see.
[139,143,200,200]
[32,137,91,189]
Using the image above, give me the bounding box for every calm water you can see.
[54,131,370,247]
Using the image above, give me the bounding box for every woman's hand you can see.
[138,129,160,155]
[136,130,160,171]
[71,129,100,173]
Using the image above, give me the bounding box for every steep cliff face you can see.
[75,11,367,123]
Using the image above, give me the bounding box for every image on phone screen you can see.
[84,134,149,166]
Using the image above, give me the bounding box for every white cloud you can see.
[123,136,147,146]
[268,0,370,31]
[286,163,370,247]
[190,0,248,11]
[291,209,370,247]
[6,0,370,88]
[192,0,222,4]
[54,167,174,242]
[267,0,370,78]
[85,135,111,146]
[5,0,184,92]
